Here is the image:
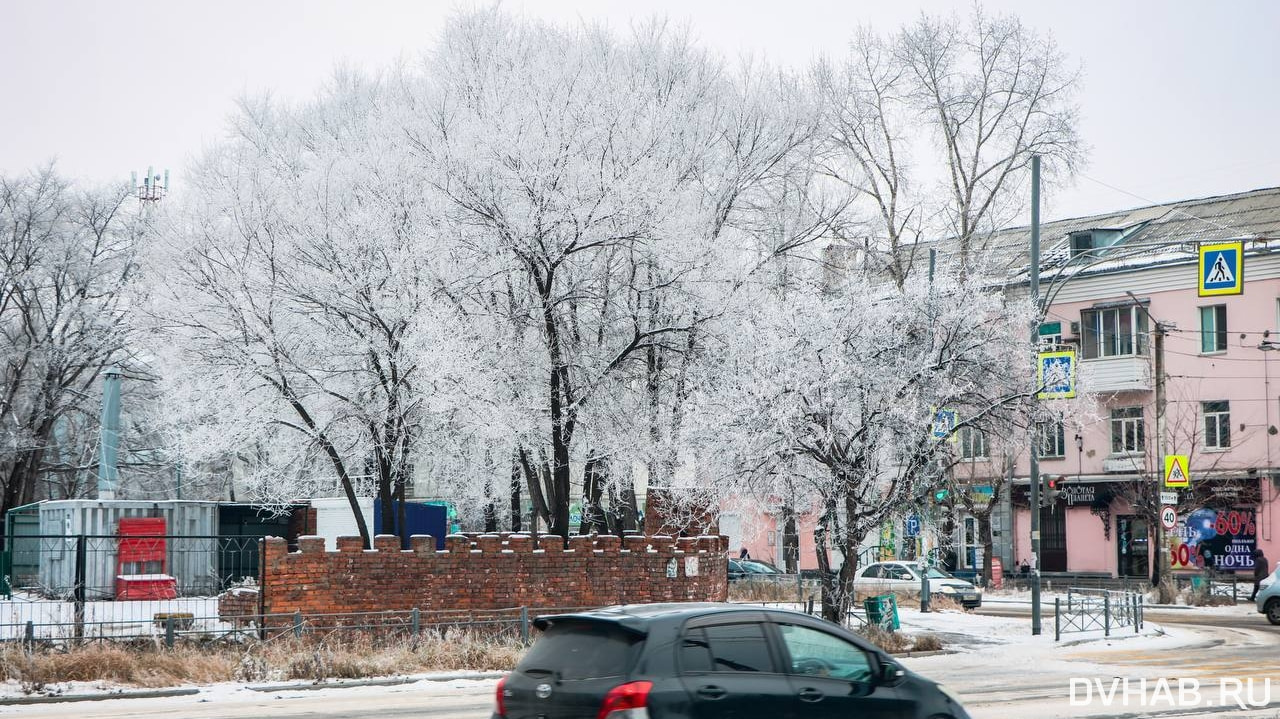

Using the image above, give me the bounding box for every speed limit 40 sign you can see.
[1160,506,1177,531]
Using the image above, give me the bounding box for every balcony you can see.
[1080,355,1152,393]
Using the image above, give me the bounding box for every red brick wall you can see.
[256,533,728,618]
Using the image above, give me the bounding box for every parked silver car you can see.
[853,561,983,608]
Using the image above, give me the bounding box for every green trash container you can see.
[863,594,900,631]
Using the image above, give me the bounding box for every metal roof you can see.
[916,186,1280,282]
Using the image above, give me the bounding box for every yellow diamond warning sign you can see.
[1164,455,1190,488]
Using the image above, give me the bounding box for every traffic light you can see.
[1039,474,1063,506]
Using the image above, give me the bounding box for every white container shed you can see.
[310,496,375,550]
[32,500,219,599]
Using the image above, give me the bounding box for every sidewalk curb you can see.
[891,649,959,658]
[246,671,506,693]
[0,688,199,706]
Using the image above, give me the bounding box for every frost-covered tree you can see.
[404,12,826,539]
[0,167,144,521]
[687,268,1040,621]
[816,6,1083,282]
[150,72,484,546]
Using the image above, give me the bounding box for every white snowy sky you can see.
[3,0,1278,221]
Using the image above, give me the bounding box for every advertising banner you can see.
[1168,507,1257,572]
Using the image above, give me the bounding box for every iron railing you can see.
[6,605,598,647]
[1054,587,1144,641]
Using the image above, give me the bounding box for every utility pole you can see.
[1029,155,1043,635]
[1126,290,1168,588]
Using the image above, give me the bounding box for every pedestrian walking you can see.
[1251,548,1270,601]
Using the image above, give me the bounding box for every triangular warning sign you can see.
[1164,455,1190,488]
[1206,252,1236,284]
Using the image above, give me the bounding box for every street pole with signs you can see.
[1029,155,1042,636]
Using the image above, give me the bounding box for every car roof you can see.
[532,602,809,633]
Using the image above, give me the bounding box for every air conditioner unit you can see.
[1069,321,1080,336]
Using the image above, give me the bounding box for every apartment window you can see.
[1038,322,1063,348]
[1038,421,1066,459]
[1110,407,1145,454]
[959,426,988,459]
[1200,305,1227,353]
[1203,401,1231,450]
[1081,305,1148,359]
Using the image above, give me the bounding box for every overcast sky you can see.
[3,0,1277,221]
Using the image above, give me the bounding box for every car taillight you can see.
[596,680,653,719]
[495,675,508,718]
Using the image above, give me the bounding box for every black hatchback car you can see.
[493,602,971,719]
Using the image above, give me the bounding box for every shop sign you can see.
[1168,507,1257,572]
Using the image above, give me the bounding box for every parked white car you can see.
[1256,568,1280,625]
[853,561,983,608]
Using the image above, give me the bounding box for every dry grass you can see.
[924,595,964,612]
[855,626,944,654]
[909,633,944,652]
[0,631,525,693]
[728,579,811,603]
[1184,592,1236,607]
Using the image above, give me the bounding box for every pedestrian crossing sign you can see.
[1164,454,1190,488]
[1037,350,1077,399]
[1198,241,1243,296]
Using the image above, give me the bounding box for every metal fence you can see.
[5,605,598,648]
[1054,587,1144,641]
[1,534,266,641]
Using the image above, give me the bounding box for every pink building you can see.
[1005,187,1280,580]
[732,187,1280,582]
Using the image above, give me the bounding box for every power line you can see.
[1075,172,1244,236]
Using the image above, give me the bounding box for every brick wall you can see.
[253,533,728,618]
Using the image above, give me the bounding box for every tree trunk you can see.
[782,505,800,574]
[978,512,994,586]
[510,451,523,532]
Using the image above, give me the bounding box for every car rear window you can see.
[518,620,642,680]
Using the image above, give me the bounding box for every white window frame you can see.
[1038,421,1066,459]
[958,426,988,460]
[1110,407,1145,455]
[1081,305,1148,360]
[1203,401,1231,450]
[1199,305,1227,354]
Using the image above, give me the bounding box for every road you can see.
[8,602,1277,719]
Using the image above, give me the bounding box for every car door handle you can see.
[696,685,727,699]
[799,687,825,702]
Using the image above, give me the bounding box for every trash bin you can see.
[863,594,900,631]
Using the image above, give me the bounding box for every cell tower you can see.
[131,166,170,202]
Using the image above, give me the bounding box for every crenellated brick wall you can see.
[252,533,728,618]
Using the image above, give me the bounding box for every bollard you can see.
[293,610,303,639]
[520,607,530,645]
[24,620,34,649]
[1054,598,1060,642]
[1103,594,1111,637]
[165,616,175,648]
[921,571,931,613]
[412,607,421,636]
[1133,595,1139,634]
[806,597,815,616]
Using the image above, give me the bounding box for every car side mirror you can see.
[878,659,906,686]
